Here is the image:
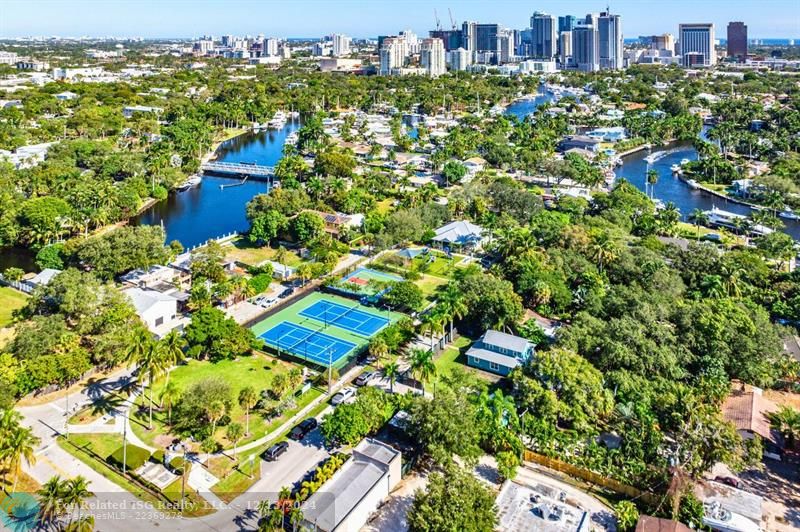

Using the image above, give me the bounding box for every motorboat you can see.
[670,164,682,174]
[177,174,201,191]
[267,110,288,128]
[779,209,800,220]
[680,158,691,166]
[686,179,700,190]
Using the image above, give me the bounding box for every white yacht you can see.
[670,163,682,174]
[680,158,691,166]
[177,174,201,191]
[267,110,288,128]
[686,179,700,190]
[779,208,800,220]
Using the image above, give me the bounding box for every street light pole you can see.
[65,388,70,438]
[328,348,333,395]
[180,445,187,514]
[122,411,128,476]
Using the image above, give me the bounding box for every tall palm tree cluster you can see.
[125,329,187,430]
[36,475,94,531]
[0,410,40,494]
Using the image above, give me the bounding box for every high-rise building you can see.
[572,23,599,71]
[531,12,557,59]
[264,38,279,57]
[498,29,515,63]
[448,47,471,71]
[221,35,233,47]
[379,36,407,75]
[474,23,501,63]
[400,29,420,54]
[332,34,351,56]
[558,15,577,33]
[649,33,675,53]
[421,38,446,77]
[461,21,478,55]
[727,21,747,61]
[598,11,623,70]
[559,31,572,65]
[679,23,716,66]
[429,29,462,51]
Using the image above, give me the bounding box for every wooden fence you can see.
[523,449,660,506]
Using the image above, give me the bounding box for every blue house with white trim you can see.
[466,330,534,376]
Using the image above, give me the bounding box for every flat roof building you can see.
[679,23,716,67]
[301,439,401,532]
[727,22,748,62]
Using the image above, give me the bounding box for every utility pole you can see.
[122,411,128,476]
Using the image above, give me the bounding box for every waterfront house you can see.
[431,220,485,251]
[558,135,601,153]
[466,330,534,376]
[301,439,401,532]
[587,126,627,142]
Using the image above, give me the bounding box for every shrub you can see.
[107,444,150,471]
[151,449,164,464]
[249,273,273,294]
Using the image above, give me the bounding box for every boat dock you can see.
[201,161,275,181]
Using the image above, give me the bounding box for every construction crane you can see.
[448,8,457,30]
[434,8,441,31]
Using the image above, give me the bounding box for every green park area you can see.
[0,286,27,327]
[130,352,321,450]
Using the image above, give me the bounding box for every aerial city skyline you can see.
[2,0,800,39]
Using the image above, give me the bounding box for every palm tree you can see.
[439,284,467,340]
[383,360,400,394]
[227,423,244,458]
[37,475,66,527]
[289,505,305,532]
[139,343,166,430]
[590,232,618,273]
[159,381,180,426]
[368,337,389,362]
[646,168,659,199]
[159,330,186,391]
[5,425,40,492]
[124,328,152,372]
[769,406,800,449]
[61,476,92,528]
[409,348,436,396]
[206,400,226,436]
[239,386,258,437]
[689,208,709,238]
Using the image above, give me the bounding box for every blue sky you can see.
[2,0,798,39]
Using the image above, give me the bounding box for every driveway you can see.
[739,459,800,531]
[245,426,330,503]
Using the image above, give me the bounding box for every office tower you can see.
[332,34,351,56]
[572,23,599,71]
[559,31,572,65]
[475,23,501,63]
[461,21,477,55]
[679,23,716,66]
[379,36,406,75]
[429,29,462,51]
[531,12,557,59]
[221,35,233,47]
[448,47,471,71]
[598,11,623,69]
[498,29,515,63]
[400,29,420,54]
[559,15,577,33]
[651,33,675,53]
[420,38,446,77]
[727,21,747,61]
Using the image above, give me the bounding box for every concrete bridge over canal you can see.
[201,161,275,180]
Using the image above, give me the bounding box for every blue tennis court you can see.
[300,300,389,337]
[259,322,356,366]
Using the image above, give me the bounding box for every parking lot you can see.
[250,424,331,501]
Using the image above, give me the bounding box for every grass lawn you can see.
[0,469,40,494]
[0,286,27,327]
[416,274,447,305]
[58,434,212,517]
[225,238,303,267]
[433,336,473,380]
[250,291,405,370]
[131,353,299,449]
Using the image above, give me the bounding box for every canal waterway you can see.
[132,118,301,248]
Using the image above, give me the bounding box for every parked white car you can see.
[331,387,356,406]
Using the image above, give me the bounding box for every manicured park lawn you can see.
[224,237,303,267]
[417,274,448,306]
[132,352,301,449]
[0,286,27,327]
[59,434,212,517]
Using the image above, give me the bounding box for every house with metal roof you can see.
[301,438,401,532]
[466,329,534,376]
[431,220,485,250]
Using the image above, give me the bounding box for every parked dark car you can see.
[289,418,318,440]
[714,476,742,489]
[262,441,289,461]
[355,370,377,386]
